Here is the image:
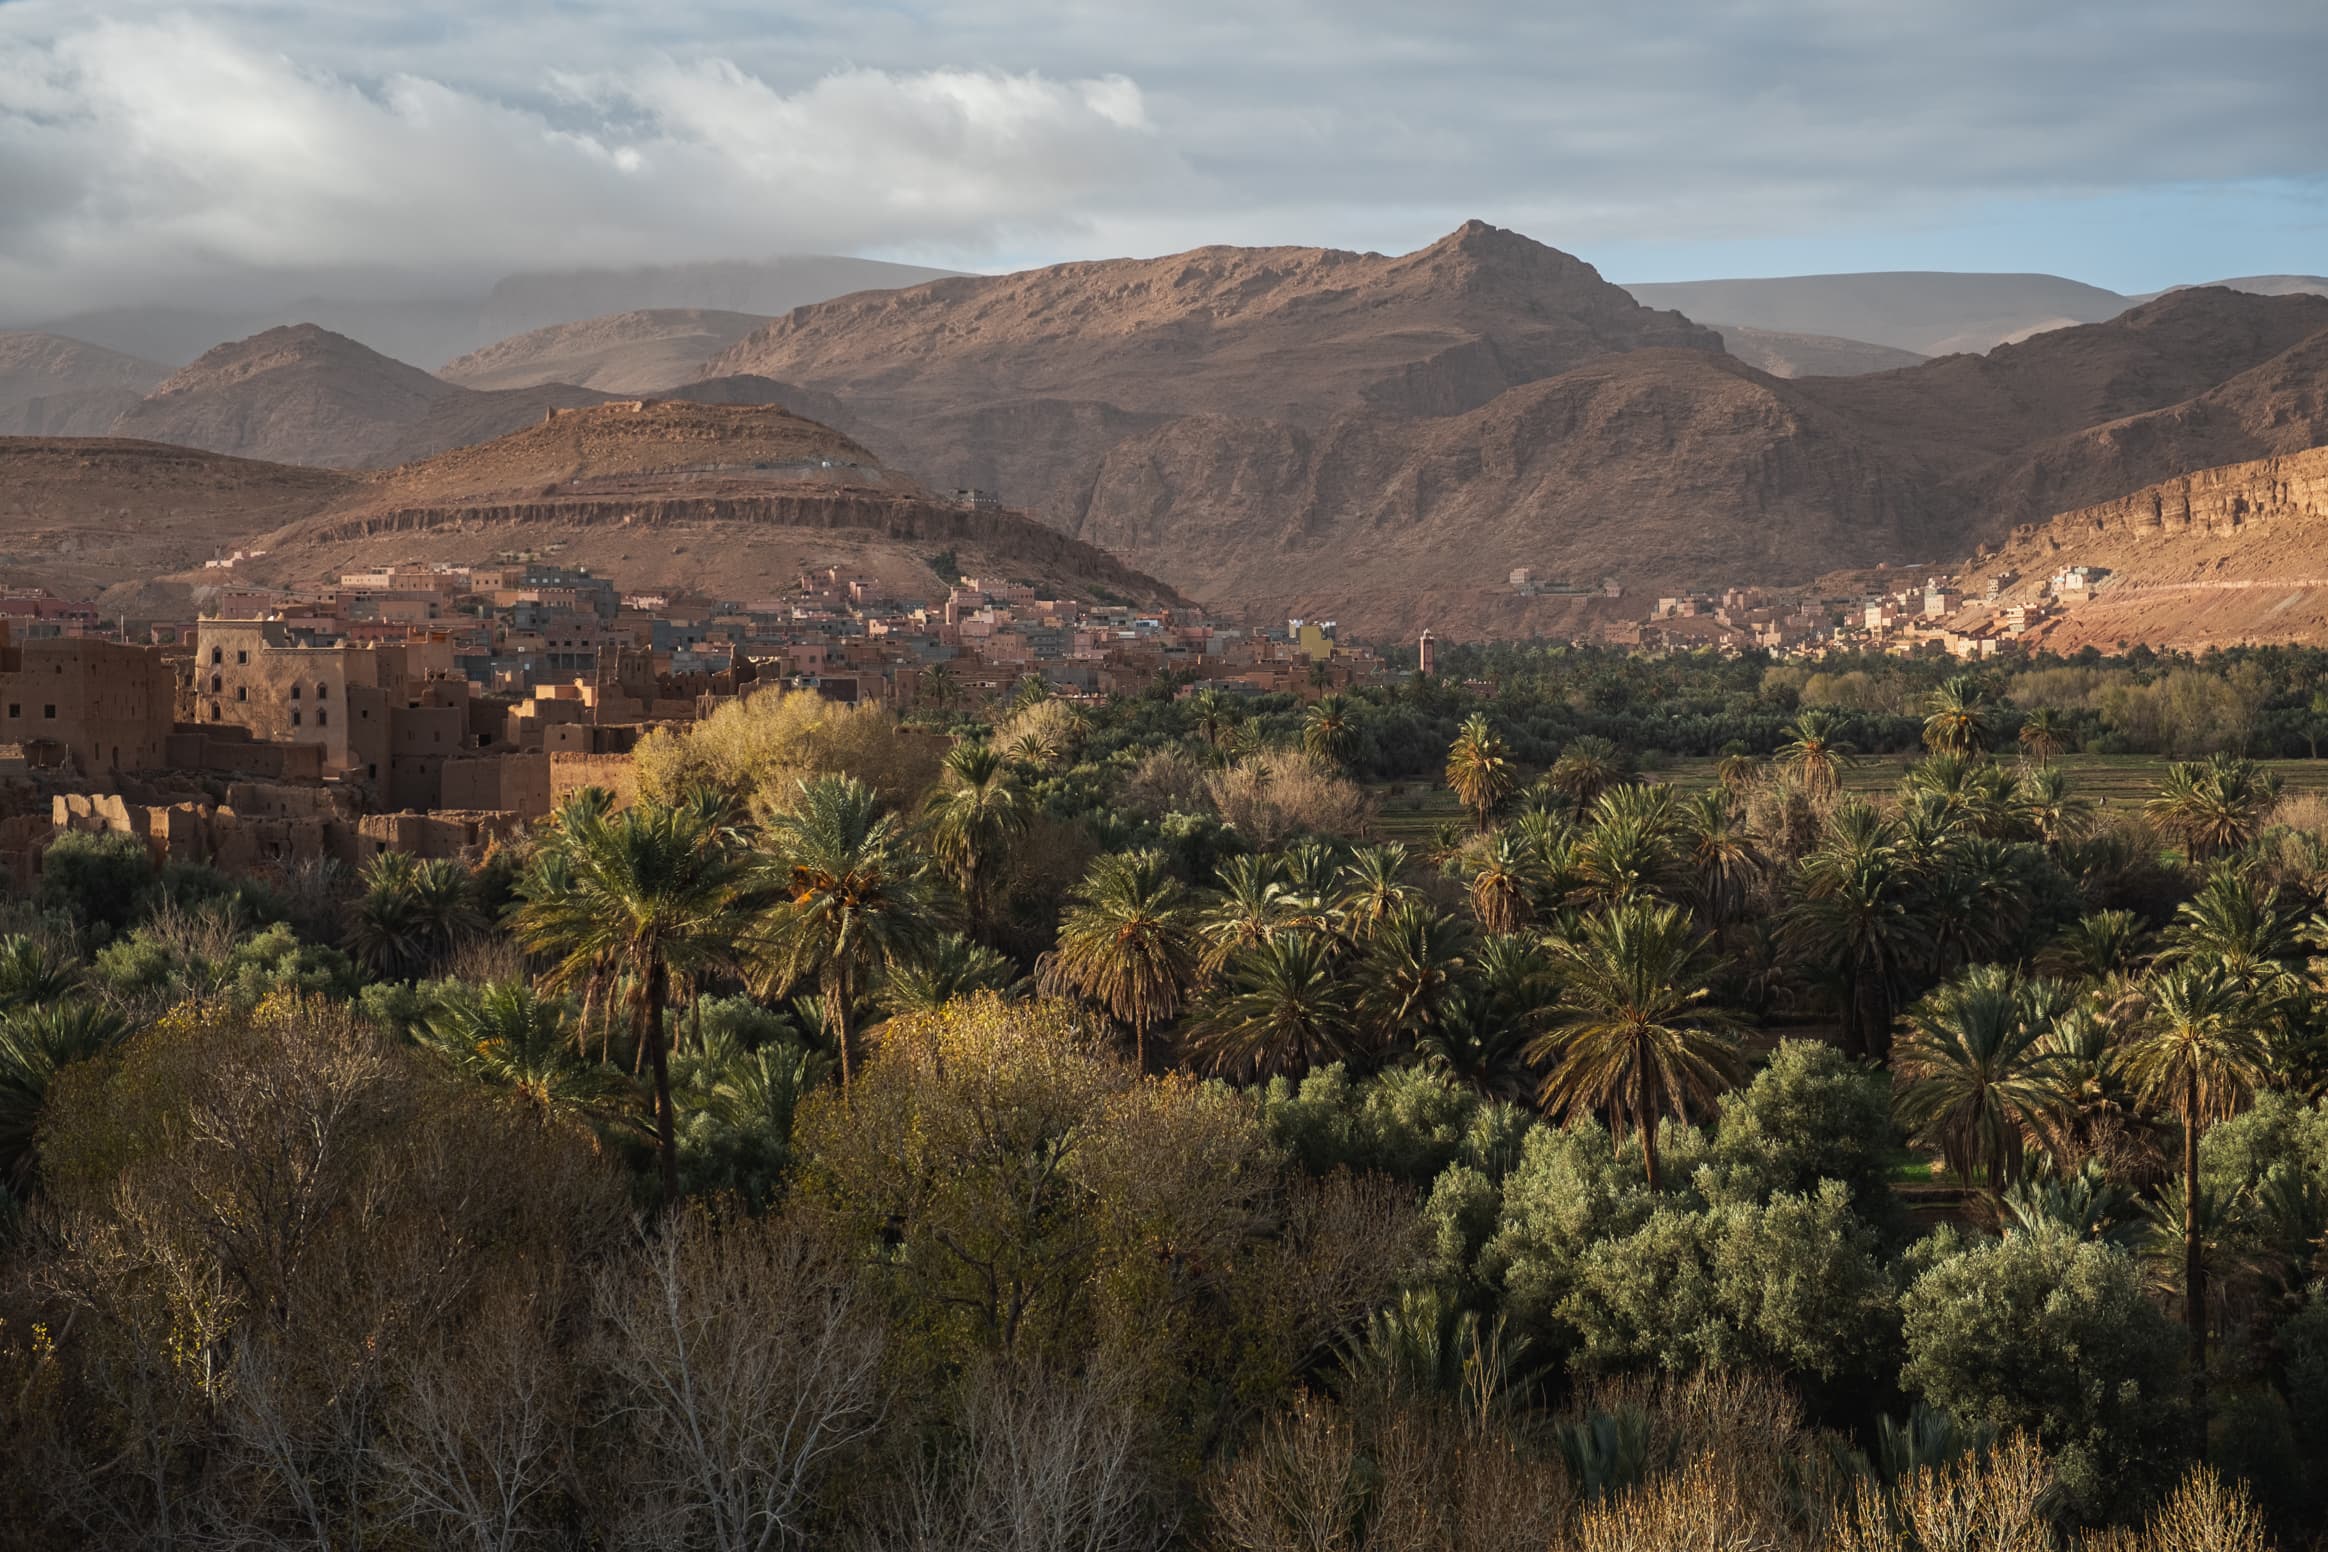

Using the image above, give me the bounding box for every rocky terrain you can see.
[109,326,613,469]
[437,309,775,393]
[0,332,169,437]
[0,400,1181,618]
[1949,446,2328,651]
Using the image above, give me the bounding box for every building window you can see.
[236,650,248,664]
[210,704,220,721]
[209,675,222,692]
[210,647,222,665]
[42,705,55,719]
[291,710,302,727]
[236,687,246,701]
[290,686,301,700]
[316,684,329,700]
[317,709,328,727]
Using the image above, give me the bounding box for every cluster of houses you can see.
[1587,561,2113,659]
[0,559,1391,889]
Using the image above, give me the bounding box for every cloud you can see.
[0,0,2321,313]
[0,14,1191,311]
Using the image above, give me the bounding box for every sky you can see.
[1,0,2322,317]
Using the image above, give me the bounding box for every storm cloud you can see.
[0,0,2321,315]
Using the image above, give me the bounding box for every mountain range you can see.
[5,226,2328,640]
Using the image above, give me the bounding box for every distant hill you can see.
[1947,445,2328,650]
[109,325,612,469]
[1622,271,2131,357]
[0,332,169,437]
[26,256,962,370]
[438,309,774,393]
[678,224,2328,635]
[1708,325,1926,378]
[0,400,1182,619]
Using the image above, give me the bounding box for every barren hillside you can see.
[1951,447,2328,650]
[438,309,774,393]
[709,221,1723,425]
[1709,325,1926,378]
[0,332,170,437]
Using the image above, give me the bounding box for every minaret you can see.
[1417,629,1437,676]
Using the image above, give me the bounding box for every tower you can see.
[1417,629,1437,676]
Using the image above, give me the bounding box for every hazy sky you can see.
[2,0,2321,314]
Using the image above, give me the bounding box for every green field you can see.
[1366,752,2328,843]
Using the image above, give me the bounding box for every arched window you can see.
[210,647,223,665]
[316,683,329,700]
[209,674,221,693]
[290,686,301,700]
[209,703,221,721]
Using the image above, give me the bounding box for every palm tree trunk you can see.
[1133,1010,1147,1074]
[1641,1116,1662,1193]
[645,958,678,1208]
[830,965,854,1093]
[2184,1071,2207,1447]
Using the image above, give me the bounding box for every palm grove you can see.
[2,656,2328,1550]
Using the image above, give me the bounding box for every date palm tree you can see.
[1464,829,1536,936]
[2119,961,2273,1436]
[1199,854,1304,980]
[2145,754,2281,863]
[1189,930,1355,1079]
[0,1001,128,1200]
[1546,736,1625,818]
[751,774,940,1096]
[2018,765,2093,849]
[1040,848,1200,1069]
[513,798,749,1205]
[1446,714,1517,831]
[2016,706,2071,769]
[1780,804,1930,1060]
[879,932,1019,1017]
[1891,965,2070,1192]
[418,981,627,1134]
[345,851,430,981]
[923,740,1029,934]
[0,934,83,1011]
[1679,789,1763,927]
[1302,693,1358,768]
[1335,843,1415,939]
[1353,902,1474,1049]
[1922,673,1995,755]
[1528,899,1746,1191]
[1776,709,1855,801]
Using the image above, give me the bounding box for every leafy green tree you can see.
[1445,714,1517,831]
[923,740,1030,935]
[752,774,940,1096]
[35,830,153,937]
[1529,899,1746,1191]
[1559,1183,1899,1387]
[1040,848,1200,1069]
[1705,1039,1902,1228]
[1190,931,1356,1079]
[1891,965,2071,1193]
[515,797,750,1204]
[2120,960,2274,1436]
[1901,1230,2187,1513]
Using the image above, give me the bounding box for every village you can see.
[0,555,1392,887]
